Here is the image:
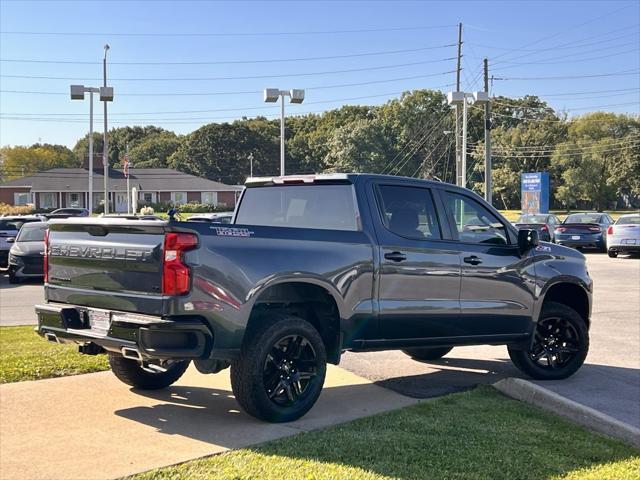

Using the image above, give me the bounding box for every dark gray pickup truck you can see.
[36,174,592,422]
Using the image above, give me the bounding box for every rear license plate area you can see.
[571,235,581,240]
[622,239,637,244]
[88,309,111,335]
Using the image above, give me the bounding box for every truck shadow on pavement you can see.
[114,379,414,449]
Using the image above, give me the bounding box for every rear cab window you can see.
[235,184,360,231]
[375,185,441,240]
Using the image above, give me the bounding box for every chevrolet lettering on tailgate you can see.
[49,244,153,262]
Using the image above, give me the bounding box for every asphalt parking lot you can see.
[1,252,638,428]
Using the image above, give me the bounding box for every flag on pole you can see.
[123,153,130,178]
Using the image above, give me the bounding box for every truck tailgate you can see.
[46,219,168,313]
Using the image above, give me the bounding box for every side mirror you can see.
[6,237,15,244]
[518,229,539,254]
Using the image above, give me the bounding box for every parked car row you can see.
[513,212,639,257]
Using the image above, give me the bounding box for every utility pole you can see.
[103,44,110,214]
[455,23,463,187]
[483,58,492,205]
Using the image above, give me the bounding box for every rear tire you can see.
[108,354,190,390]
[402,346,453,361]
[608,250,618,258]
[230,312,327,423]
[508,302,588,380]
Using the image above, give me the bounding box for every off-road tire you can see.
[508,302,588,380]
[402,346,453,361]
[230,312,327,423]
[108,354,190,390]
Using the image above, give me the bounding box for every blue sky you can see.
[1,0,638,148]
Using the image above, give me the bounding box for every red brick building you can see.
[0,168,242,212]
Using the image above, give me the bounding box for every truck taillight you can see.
[162,232,198,296]
[607,226,613,235]
[43,228,49,283]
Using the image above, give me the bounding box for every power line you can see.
[0,57,457,82]
[0,43,457,65]
[0,70,457,97]
[494,69,639,81]
[0,23,456,37]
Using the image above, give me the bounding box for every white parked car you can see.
[606,213,640,258]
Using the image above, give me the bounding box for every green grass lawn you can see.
[129,387,639,480]
[0,326,109,383]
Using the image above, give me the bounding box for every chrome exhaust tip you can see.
[44,332,59,343]
[121,347,143,361]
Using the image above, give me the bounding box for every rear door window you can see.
[376,185,441,240]
[236,185,360,231]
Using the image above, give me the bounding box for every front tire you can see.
[231,312,327,423]
[108,354,190,390]
[508,302,588,380]
[402,346,453,361]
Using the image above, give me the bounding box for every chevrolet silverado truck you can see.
[36,174,592,422]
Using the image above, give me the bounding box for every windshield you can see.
[0,219,39,231]
[17,224,47,242]
[517,214,549,223]
[564,213,602,224]
[616,216,640,225]
[236,184,360,231]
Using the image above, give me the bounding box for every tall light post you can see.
[102,44,112,213]
[447,91,489,189]
[264,88,305,176]
[71,85,112,215]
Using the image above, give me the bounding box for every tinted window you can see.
[564,213,602,223]
[517,214,550,224]
[616,216,640,225]
[17,224,47,242]
[376,185,441,240]
[0,219,40,231]
[236,185,359,231]
[444,192,509,245]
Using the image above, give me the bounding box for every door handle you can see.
[463,255,482,265]
[384,251,407,262]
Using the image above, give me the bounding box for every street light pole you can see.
[462,95,469,190]
[280,96,285,176]
[103,44,110,214]
[264,88,305,176]
[71,85,101,215]
[88,90,94,215]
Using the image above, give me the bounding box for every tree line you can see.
[1,89,638,209]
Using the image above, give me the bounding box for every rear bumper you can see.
[608,244,640,253]
[555,234,605,249]
[35,303,213,360]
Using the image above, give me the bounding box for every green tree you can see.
[553,112,639,210]
[128,131,182,168]
[168,122,277,184]
[324,118,395,173]
[0,143,78,180]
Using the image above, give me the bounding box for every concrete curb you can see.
[493,377,640,449]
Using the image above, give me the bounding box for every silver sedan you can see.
[606,214,640,258]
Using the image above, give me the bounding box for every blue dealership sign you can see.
[521,172,549,213]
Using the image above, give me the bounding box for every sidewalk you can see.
[0,365,417,480]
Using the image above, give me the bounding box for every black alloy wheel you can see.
[230,312,327,423]
[528,317,580,370]
[264,334,318,407]
[508,302,588,380]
